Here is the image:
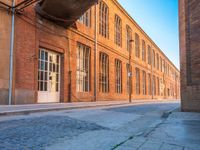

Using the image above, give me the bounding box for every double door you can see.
[38,49,60,103]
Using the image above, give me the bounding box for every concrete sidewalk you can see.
[0,99,180,116]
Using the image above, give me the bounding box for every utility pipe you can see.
[94,3,97,102]
[8,0,15,105]
[128,39,134,103]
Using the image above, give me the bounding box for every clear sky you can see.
[118,0,180,69]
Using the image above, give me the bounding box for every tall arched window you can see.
[160,56,162,72]
[153,75,156,95]
[157,77,160,95]
[76,43,91,92]
[99,52,109,93]
[79,9,91,27]
[156,53,159,70]
[126,25,132,51]
[115,59,122,93]
[115,14,122,46]
[148,45,151,65]
[135,33,140,58]
[152,49,155,67]
[148,73,152,95]
[136,68,140,95]
[142,70,146,95]
[126,64,132,94]
[99,1,109,38]
[142,40,146,61]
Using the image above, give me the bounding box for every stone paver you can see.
[0,115,106,150]
[160,143,183,150]
[0,101,199,150]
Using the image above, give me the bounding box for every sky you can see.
[118,0,180,69]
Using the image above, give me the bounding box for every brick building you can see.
[179,0,200,112]
[0,0,12,104]
[0,0,180,105]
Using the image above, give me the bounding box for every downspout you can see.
[94,3,97,102]
[67,37,72,103]
[151,44,154,100]
[8,0,15,105]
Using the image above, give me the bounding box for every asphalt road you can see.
[0,101,199,150]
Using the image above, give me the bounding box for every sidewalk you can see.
[115,110,200,150]
[0,99,179,116]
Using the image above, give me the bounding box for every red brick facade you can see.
[179,0,200,112]
[0,0,12,105]
[1,0,180,104]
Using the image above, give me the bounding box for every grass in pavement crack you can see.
[111,136,134,150]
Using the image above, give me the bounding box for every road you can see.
[0,100,199,150]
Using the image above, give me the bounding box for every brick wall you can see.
[0,0,12,104]
[0,0,180,104]
[179,0,200,112]
[13,0,69,104]
[69,0,180,102]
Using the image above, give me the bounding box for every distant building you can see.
[0,0,180,105]
[179,0,200,112]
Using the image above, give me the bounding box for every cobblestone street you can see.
[0,101,200,150]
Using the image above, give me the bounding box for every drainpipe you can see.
[94,3,97,102]
[8,0,15,105]
[67,38,72,103]
[151,44,154,100]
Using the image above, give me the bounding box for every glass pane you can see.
[45,62,48,71]
[50,56,52,62]
[41,72,44,80]
[41,61,45,70]
[41,51,45,60]
[44,82,47,91]
[40,81,43,91]
[49,63,52,72]
[57,55,59,63]
[56,74,59,82]
[56,64,59,73]
[45,52,48,61]
[53,64,56,72]
[45,72,47,81]
[56,83,59,92]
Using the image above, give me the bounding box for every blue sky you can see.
[118,0,179,69]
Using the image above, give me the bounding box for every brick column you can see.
[179,0,200,112]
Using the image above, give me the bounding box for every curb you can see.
[0,100,180,117]
[0,103,129,117]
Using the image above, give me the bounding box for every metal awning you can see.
[35,0,98,28]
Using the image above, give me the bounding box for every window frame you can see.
[136,68,140,95]
[99,52,109,93]
[126,25,132,52]
[142,70,146,95]
[114,14,122,47]
[115,59,122,93]
[99,1,109,38]
[78,9,92,27]
[135,33,140,58]
[148,45,151,65]
[76,43,91,92]
[142,40,146,61]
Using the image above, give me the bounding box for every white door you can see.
[38,49,61,103]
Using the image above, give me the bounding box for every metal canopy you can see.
[35,0,98,28]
